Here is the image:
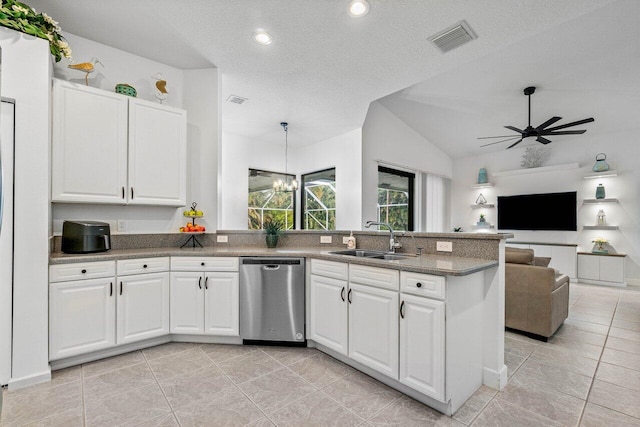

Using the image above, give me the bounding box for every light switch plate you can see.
[320,236,332,244]
[217,235,228,243]
[436,241,453,252]
[342,236,349,244]
[117,220,127,232]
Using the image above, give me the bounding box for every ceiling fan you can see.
[478,86,594,149]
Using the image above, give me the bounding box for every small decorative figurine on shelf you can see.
[153,72,169,104]
[68,57,102,86]
[475,193,487,205]
[592,153,610,172]
[597,209,606,225]
[592,237,608,254]
[595,184,606,200]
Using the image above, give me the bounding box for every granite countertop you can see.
[49,247,499,276]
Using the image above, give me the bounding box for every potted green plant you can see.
[479,214,486,223]
[263,219,283,248]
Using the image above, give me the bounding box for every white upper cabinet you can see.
[51,79,187,206]
[128,98,187,206]
[52,79,128,203]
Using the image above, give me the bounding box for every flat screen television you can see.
[497,192,577,231]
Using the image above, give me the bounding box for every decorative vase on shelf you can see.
[592,153,610,172]
[595,184,606,200]
[477,168,488,184]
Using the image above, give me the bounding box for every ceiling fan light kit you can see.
[479,86,595,149]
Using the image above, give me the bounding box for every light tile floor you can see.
[2,283,640,426]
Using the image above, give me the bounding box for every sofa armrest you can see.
[506,263,557,294]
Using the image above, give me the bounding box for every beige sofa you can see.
[505,247,569,341]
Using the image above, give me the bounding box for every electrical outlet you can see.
[342,236,350,244]
[216,235,228,243]
[117,220,127,232]
[320,236,332,244]
[436,241,453,252]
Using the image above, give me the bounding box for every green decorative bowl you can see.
[115,83,137,97]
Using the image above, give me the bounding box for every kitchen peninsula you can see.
[49,230,510,415]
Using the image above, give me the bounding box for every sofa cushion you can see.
[506,247,535,265]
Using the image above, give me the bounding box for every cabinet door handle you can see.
[130,187,134,199]
[340,287,345,302]
[205,277,208,290]
[143,264,148,269]
[81,269,87,274]
[400,300,405,319]
[120,281,123,295]
[201,262,205,266]
[121,186,125,199]
[110,282,113,297]
[198,277,202,289]
[347,288,352,304]
[416,282,422,288]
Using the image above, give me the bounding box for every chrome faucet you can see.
[365,220,401,253]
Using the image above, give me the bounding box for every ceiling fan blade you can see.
[535,116,562,131]
[480,137,521,147]
[477,135,520,140]
[541,130,587,135]
[504,125,524,134]
[536,136,552,144]
[545,117,594,132]
[506,138,524,149]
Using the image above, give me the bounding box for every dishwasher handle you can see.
[262,265,281,271]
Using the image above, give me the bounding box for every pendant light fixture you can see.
[273,122,298,192]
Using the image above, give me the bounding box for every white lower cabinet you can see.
[49,277,116,360]
[399,293,445,401]
[309,274,348,355]
[577,253,626,286]
[49,258,170,361]
[169,268,240,336]
[117,272,170,344]
[348,282,399,379]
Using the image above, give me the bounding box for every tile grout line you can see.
[575,287,620,427]
[200,345,280,426]
[81,365,87,427]
[138,348,176,426]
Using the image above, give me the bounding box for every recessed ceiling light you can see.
[252,30,272,45]
[348,0,369,17]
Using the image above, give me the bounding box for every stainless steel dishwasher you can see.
[240,257,305,345]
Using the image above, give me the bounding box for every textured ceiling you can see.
[378,0,640,158]
[29,0,616,148]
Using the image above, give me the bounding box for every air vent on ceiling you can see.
[226,95,248,104]
[429,20,477,53]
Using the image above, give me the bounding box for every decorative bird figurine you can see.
[68,57,103,86]
[153,72,169,103]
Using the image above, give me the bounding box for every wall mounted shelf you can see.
[583,198,619,204]
[583,225,619,230]
[470,204,495,209]
[492,163,580,177]
[583,170,618,179]
[472,224,494,230]
[471,183,494,189]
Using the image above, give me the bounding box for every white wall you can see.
[0,28,52,387]
[51,33,219,234]
[294,129,362,230]
[451,136,640,282]
[219,129,363,230]
[361,101,453,226]
[219,132,287,230]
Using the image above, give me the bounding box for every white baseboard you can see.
[626,278,640,288]
[483,364,507,391]
[8,370,51,390]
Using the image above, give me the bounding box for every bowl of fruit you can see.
[180,223,205,233]
[183,202,203,217]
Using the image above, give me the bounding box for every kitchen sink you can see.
[368,253,413,261]
[329,249,387,257]
[329,250,415,261]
